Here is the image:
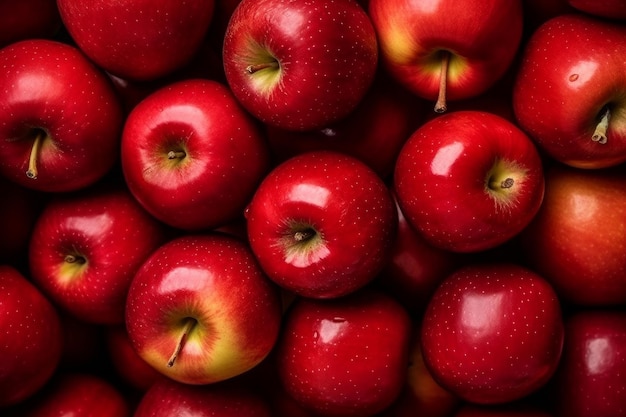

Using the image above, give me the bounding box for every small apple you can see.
[125,233,283,385]
[276,289,412,417]
[121,78,270,231]
[28,185,167,324]
[0,265,63,407]
[245,150,397,299]
[513,13,626,169]
[393,110,545,253]
[222,0,378,130]
[421,263,564,404]
[0,39,124,192]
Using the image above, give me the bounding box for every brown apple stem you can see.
[434,51,450,113]
[592,107,610,144]
[167,318,196,368]
[293,229,315,242]
[246,61,279,74]
[500,178,514,189]
[167,150,186,159]
[26,131,44,179]
[64,254,86,264]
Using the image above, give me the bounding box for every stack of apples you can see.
[1,0,625,416]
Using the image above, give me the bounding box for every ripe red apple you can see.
[0,39,124,192]
[222,0,378,130]
[519,164,626,306]
[56,0,215,81]
[550,309,626,417]
[369,0,523,112]
[0,0,61,47]
[394,110,545,253]
[0,265,63,407]
[421,263,564,404]
[125,233,283,385]
[276,289,412,417]
[567,0,626,21]
[245,150,397,299]
[513,13,626,169]
[28,185,167,324]
[121,78,270,231]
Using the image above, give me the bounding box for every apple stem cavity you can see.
[246,61,279,74]
[592,107,611,144]
[434,50,450,113]
[167,317,197,368]
[26,130,46,179]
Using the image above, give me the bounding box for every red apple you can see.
[369,0,523,112]
[0,39,124,192]
[0,265,63,407]
[393,110,545,253]
[245,150,397,299]
[125,233,283,385]
[57,0,215,81]
[550,309,626,417]
[519,164,626,306]
[222,0,378,130]
[121,78,270,231]
[567,0,626,21]
[421,263,564,404]
[28,185,167,324]
[513,13,626,169]
[0,0,61,47]
[276,289,412,417]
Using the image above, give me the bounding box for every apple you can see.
[125,233,283,385]
[0,0,61,47]
[245,150,397,299]
[368,0,523,112]
[0,39,124,192]
[519,164,626,306]
[0,265,63,407]
[420,263,564,404]
[56,0,215,81]
[567,0,626,21]
[550,309,626,417]
[513,13,626,169]
[133,377,273,417]
[121,78,270,231]
[222,0,378,131]
[276,289,412,417]
[393,110,545,253]
[28,185,167,324]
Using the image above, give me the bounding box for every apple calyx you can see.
[26,129,48,179]
[167,317,197,368]
[167,150,187,159]
[280,222,330,268]
[592,106,611,144]
[485,158,526,210]
[434,50,450,113]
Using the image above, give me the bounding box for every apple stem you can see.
[500,178,514,189]
[434,51,450,113]
[592,107,610,144]
[26,131,45,179]
[167,318,196,368]
[293,229,314,242]
[246,61,279,74]
[167,150,186,159]
[64,254,86,264]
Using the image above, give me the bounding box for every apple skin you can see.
[125,233,283,385]
[0,39,124,192]
[57,0,215,81]
[513,14,626,169]
[393,110,545,253]
[550,309,626,417]
[28,185,167,324]
[0,0,61,47]
[519,164,626,306]
[421,263,564,405]
[567,0,626,21]
[245,150,397,299]
[121,78,270,231]
[276,289,412,417]
[222,0,378,131]
[369,0,523,110]
[0,265,63,407]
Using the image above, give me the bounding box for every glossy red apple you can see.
[222,0,378,130]
[519,164,626,306]
[421,263,564,404]
[28,185,167,324]
[550,309,626,417]
[394,110,545,253]
[276,289,412,417]
[513,13,626,169]
[121,78,270,231]
[125,233,283,385]
[567,0,626,20]
[245,150,397,299]
[369,0,523,112]
[0,265,63,407]
[57,0,215,81]
[0,0,61,47]
[0,39,124,192]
